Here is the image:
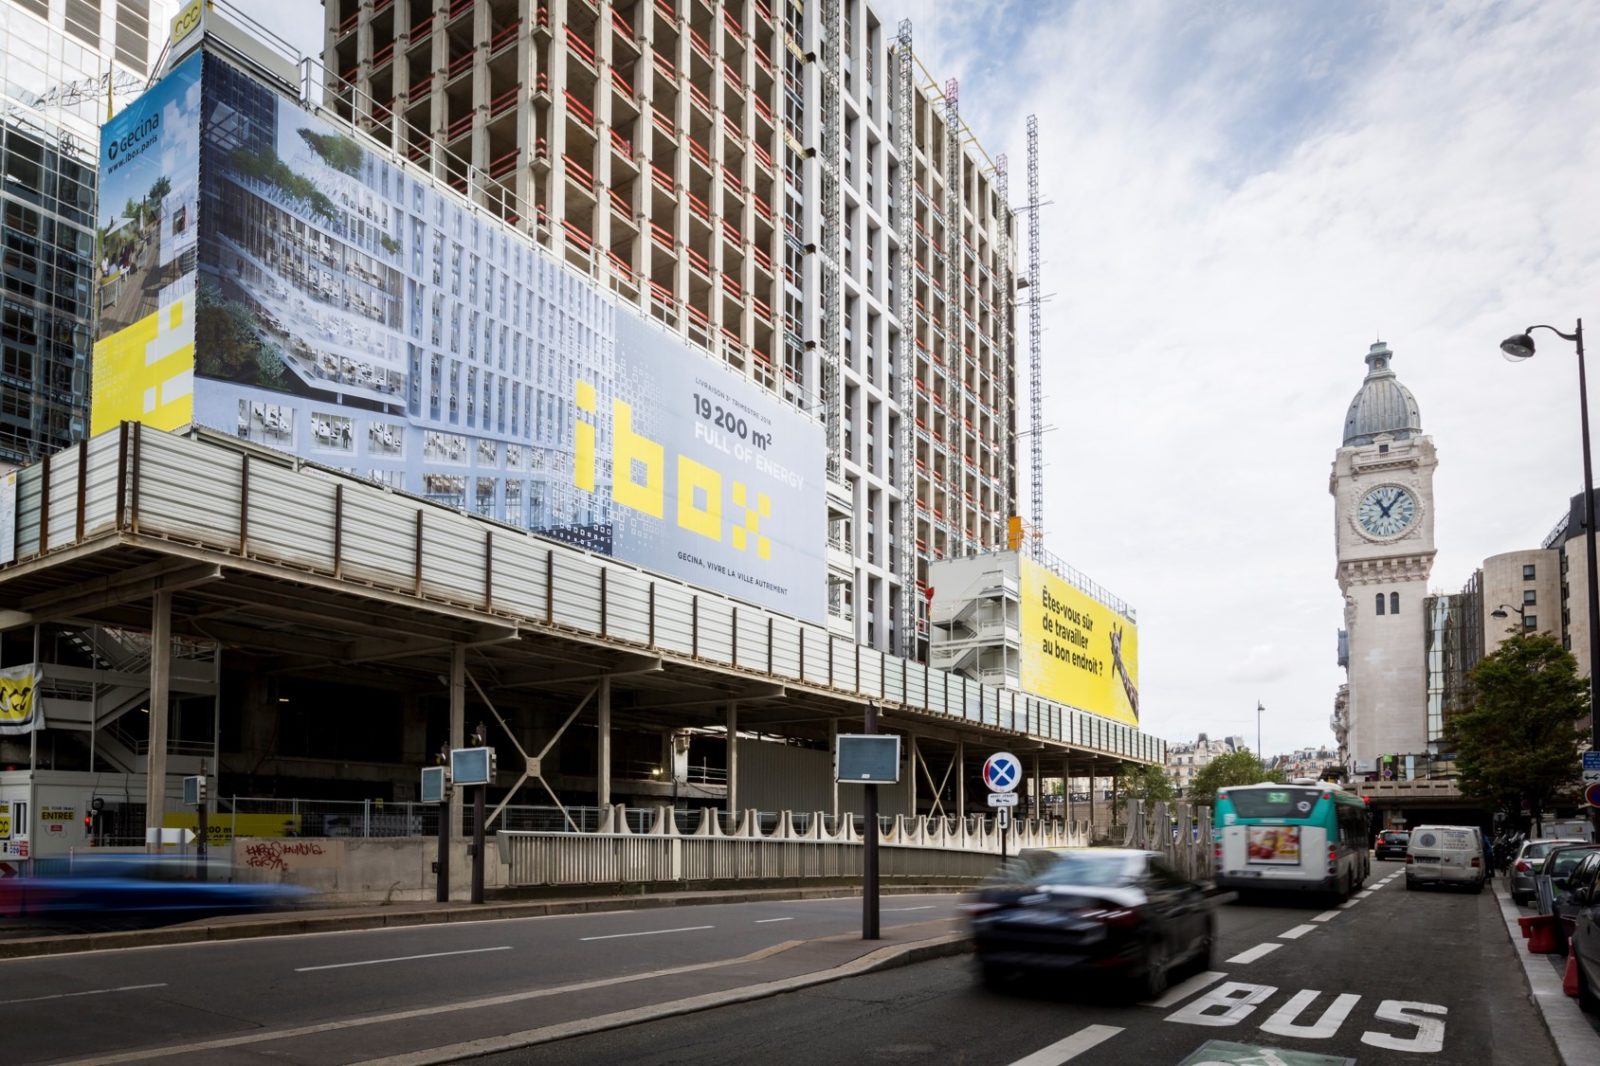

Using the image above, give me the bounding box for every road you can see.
[2,864,1576,1065]
[479,864,1560,1066]
[0,892,961,1064]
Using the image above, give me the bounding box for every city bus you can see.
[1213,780,1370,900]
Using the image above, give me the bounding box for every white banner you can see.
[0,469,16,566]
[0,665,42,735]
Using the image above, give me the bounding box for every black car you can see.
[1549,847,1600,951]
[965,847,1213,1000]
[1565,848,1600,1013]
[1375,830,1411,861]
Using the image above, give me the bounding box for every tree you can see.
[1112,763,1175,823]
[1444,631,1587,829]
[1188,749,1283,808]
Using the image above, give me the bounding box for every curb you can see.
[352,932,973,1065]
[1490,877,1600,1066]
[0,884,964,960]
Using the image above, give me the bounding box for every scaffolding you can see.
[944,76,965,553]
[1026,114,1043,547]
[818,1,844,487]
[895,18,917,658]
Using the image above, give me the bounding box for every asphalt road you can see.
[480,864,1561,1066]
[1,892,962,1064]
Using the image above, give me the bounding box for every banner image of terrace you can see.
[91,51,204,435]
[92,51,826,623]
[1018,557,1141,727]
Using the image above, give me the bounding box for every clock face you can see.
[1357,485,1417,538]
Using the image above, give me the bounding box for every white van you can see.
[1405,824,1486,892]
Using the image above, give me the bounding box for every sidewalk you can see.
[0,883,964,960]
[1490,875,1600,1066]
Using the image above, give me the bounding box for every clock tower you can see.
[1330,341,1437,774]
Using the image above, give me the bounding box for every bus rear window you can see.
[1225,788,1324,819]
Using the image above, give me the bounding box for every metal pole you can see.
[471,784,486,904]
[1573,320,1600,844]
[436,790,450,903]
[197,760,208,882]
[862,701,880,941]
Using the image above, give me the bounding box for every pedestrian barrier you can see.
[1119,799,1214,882]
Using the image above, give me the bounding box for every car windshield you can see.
[1528,840,1585,860]
[1001,850,1141,888]
[1547,848,1600,876]
[1384,832,1409,842]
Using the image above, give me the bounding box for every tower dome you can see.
[1342,341,1421,446]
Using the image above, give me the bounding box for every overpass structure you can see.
[0,424,1163,864]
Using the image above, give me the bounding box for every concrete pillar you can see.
[908,733,919,816]
[828,717,839,821]
[724,701,738,818]
[955,740,965,819]
[448,644,465,842]
[597,675,612,809]
[1087,768,1097,839]
[400,693,427,765]
[1031,752,1041,819]
[143,591,171,852]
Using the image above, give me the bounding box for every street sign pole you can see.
[196,761,208,883]
[436,796,450,903]
[862,701,880,941]
[471,783,486,905]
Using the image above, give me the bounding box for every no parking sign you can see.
[983,751,1021,793]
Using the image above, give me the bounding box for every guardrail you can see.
[498,804,1089,887]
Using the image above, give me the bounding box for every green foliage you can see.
[230,147,337,221]
[379,233,401,256]
[297,128,364,176]
[1444,631,1587,818]
[1113,762,1175,821]
[1188,749,1283,808]
[195,277,284,389]
[147,175,172,204]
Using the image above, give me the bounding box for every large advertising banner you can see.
[1019,557,1140,726]
[91,51,203,435]
[100,52,827,621]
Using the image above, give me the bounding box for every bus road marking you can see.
[1225,942,1282,964]
[1278,924,1317,940]
[1310,910,1341,922]
[1144,970,1227,1008]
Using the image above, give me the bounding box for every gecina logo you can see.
[574,381,772,558]
[106,114,161,161]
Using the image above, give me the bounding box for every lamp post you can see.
[1256,701,1264,770]
[1500,321,1600,843]
[1489,602,1529,635]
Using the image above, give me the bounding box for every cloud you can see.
[890,0,1600,753]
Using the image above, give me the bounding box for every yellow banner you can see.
[1019,557,1140,726]
[90,300,196,436]
[0,804,11,840]
[164,812,301,846]
[0,666,40,735]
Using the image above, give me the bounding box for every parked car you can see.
[965,847,1213,999]
[1566,850,1600,1012]
[1374,830,1411,861]
[1512,838,1588,905]
[1552,849,1600,952]
[1405,825,1486,892]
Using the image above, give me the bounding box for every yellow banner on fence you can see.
[163,812,301,846]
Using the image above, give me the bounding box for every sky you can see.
[245,0,1600,757]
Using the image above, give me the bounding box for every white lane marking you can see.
[0,982,167,1006]
[1144,970,1227,1008]
[1225,942,1283,965]
[579,925,715,942]
[1310,910,1341,922]
[1338,899,1361,909]
[296,946,511,972]
[1004,1024,1124,1066]
[1278,924,1317,940]
[1355,890,1374,898]
[883,905,935,911]
[754,917,793,923]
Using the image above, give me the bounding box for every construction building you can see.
[1,0,176,464]
[326,0,1019,660]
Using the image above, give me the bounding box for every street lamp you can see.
[1490,602,1530,634]
[1499,320,1600,843]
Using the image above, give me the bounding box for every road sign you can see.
[182,775,206,806]
[420,765,448,804]
[836,734,901,783]
[983,751,1021,793]
[1585,781,1600,809]
[996,807,1010,830]
[450,747,493,787]
[986,792,1018,808]
[1583,750,1600,784]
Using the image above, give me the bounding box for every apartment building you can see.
[328,0,1018,658]
[1165,733,1246,798]
[1,0,175,463]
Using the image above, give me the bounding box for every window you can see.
[1390,592,1400,614]
[1375,593,1385,616]
[1524,564,1537,580]
[1524,615,1538,631]
[1524,589,1537,605]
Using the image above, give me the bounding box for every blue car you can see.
[0,855,313,919]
